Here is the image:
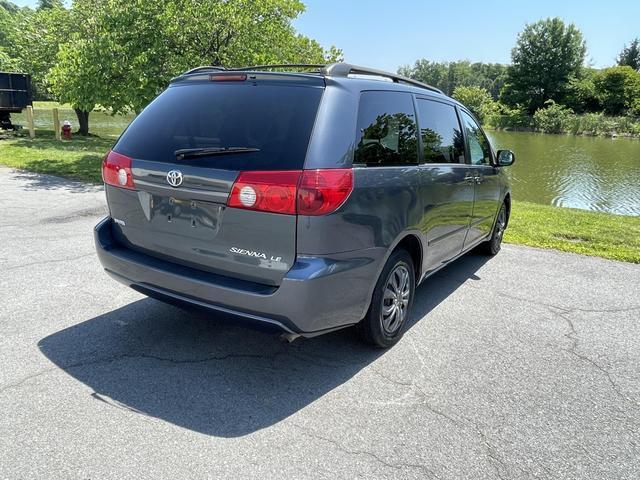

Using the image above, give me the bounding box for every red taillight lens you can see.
[228,170,302,214]
[227,169,354,216]
[297,169,353,216]
[102,150,135,190]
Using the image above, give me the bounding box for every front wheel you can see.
[358,249,415,348]
[481,202,508,255]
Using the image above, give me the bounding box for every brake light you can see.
[102,150,135,190]
[297,169,353,216]
[228,170,301,214]
[227,169,353,216]
[209,74,247,82]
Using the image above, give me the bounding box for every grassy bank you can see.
[0,101,130,182]
[505,202,640,263]
[0,131,111,182]
[1,105,639,263]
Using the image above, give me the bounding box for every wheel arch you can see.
[503,192,511,226]
[394,234,423,283]
[359,231,425,319]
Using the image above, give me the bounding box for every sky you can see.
[11,0,640,72]
[295,0,639,71]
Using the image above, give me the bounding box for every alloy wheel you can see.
[380,264,411,334]
[493,204,507,248]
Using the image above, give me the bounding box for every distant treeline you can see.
[400,18,640,137]
[398,61,508,99]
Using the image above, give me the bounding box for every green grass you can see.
[0,102,133,182]
[1,105,639,263]
[0,131,113,183]
[506,201,640,263]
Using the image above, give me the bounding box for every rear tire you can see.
[481,202,507,256]
[358,249,415,348]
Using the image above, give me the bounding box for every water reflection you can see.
[488,130,640,216]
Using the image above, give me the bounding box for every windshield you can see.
[113,81,324,170]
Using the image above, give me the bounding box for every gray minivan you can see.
[95,63,515,348]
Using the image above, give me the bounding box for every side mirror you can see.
[497,149,515,167]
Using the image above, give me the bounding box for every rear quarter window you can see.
[415,99,465,164]
[354,91,418,166]
[113,82,324,170]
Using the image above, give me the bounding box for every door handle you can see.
[475,175,484,184]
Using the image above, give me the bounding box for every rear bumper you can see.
[94,217,384,335]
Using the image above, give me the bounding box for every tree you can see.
[617,38,640,71]
[0,2,20,70]
[162,0,339,70]
[48,0,341,135]
[398,60,450,93]
[48,0,168,134]
[564,68,600,113]
[501,18,586,112]
[0,0,19,14]
[452,86,497,123]
[593,66,640,115]
[36,0,63,9]
[470,62,508,99]
[398,60,507,98]
[16,5,71,99]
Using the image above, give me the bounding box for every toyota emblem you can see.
[166,170,183,187]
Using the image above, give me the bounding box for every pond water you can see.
[488,130,640,216]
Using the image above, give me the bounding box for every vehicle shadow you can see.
[10,167,103,193]
[38,252,491,437]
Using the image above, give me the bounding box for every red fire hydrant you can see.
[62,120,72,140]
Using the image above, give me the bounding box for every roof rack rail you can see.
[322,63,443,94]
[179,63,443,94]
[229,64,327,72]
[183,65,227,75]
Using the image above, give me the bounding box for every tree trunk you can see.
[74,109,90,136]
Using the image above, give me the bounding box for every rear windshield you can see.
[113,81,324,170]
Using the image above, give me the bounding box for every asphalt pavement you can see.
[1,166,639,479]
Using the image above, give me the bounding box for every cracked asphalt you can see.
[1,166,639,479]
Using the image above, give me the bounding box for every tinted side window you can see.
[415,99,465,164]
[354,91,418,166]
[460,110,492,165]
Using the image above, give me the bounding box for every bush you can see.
[452,86,497,123]
[486,104,532,130]
[570,112,604,135]
[533,100,574,133]
[560,112,640,137]
[485,101,640,137]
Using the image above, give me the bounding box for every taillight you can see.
[227,169,354,216]
[102,150,135,190]
[297,169,353,216]
[228,170,302,214]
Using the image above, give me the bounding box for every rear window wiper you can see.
[174,146,260,160]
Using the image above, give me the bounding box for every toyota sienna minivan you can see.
[95,63,515,348]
